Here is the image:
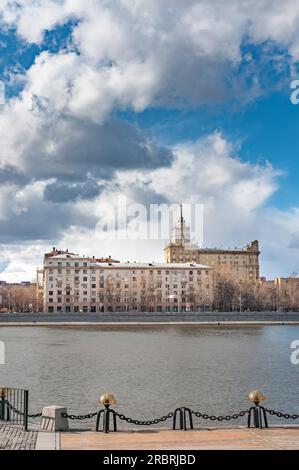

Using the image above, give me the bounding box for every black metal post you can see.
[96,406,117,433]
[23,390,29,431]
[248,403,268,429]
[104,405,110,433]
[173,407,193,431]
[0,395,5,420]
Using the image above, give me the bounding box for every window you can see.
[92,284,96,288]
[75,262,79,267]
[83,291,88,295]
[48,306,54,313]
[57,297,62,303]
[49,298,53,303]
[100,283,104,288]
[83,277,87,281]
[49,290,53,296]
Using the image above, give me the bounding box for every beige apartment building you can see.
[40,249,214,313]
[164,211,260,283]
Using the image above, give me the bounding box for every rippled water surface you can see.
[1,325,299,425]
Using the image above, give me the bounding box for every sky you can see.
[0,0,299,281]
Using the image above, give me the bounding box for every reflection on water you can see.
[0,325,299,426]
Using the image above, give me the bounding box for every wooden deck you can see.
[60,426,299,450]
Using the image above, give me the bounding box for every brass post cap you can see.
[0,387,10,397]
[248,390,266,404]
[99,393,117,406]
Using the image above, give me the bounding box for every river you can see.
[1,325,299,427]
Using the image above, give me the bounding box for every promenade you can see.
[2,424,299,450]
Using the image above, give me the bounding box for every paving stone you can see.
[0,422,38,450]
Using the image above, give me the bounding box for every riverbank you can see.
[1,321,299,327]
[1,311,299,326]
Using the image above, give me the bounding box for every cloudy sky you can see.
[0,0,299,281]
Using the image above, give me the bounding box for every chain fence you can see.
[3,404,299,429]
[265,408,299,420]
[6,403,42,419]
[191,409,249,422]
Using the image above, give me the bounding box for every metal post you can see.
[23,390,29,431]
[0,395,5,420]
[104,405,110,433]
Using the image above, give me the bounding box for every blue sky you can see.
[0,0,298,280]
[120,92,299,209]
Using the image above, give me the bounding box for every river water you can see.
[1,325,299,427]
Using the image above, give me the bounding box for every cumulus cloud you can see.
[0,0,298,280]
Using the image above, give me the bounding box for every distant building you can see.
[164,206,260,283]
[41,250,213,313]
[275,276,299,311]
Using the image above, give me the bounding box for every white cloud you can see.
[1,0,299,120]
[0,1,299,281]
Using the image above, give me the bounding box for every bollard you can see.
[173,407,193,431]
[40,405,69,432]
[96,393,117,433]
[247,390,268,429]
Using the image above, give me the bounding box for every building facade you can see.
[275,277,299,311]
[164,212,260,283]
[41,249,214,313]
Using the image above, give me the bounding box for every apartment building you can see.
[164,209,260,283]
[41,250,214,313]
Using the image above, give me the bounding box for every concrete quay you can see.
[1,311,299,326]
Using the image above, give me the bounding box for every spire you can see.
[180,204,184,245]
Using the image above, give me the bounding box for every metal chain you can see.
[115,411,174,426]
[191,409,249,421]
[265,408,299,420]
[61,412,98,420]
[6,403,42,418]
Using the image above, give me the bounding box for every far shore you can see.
[1,320,299,327]
[1,311,299,327]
